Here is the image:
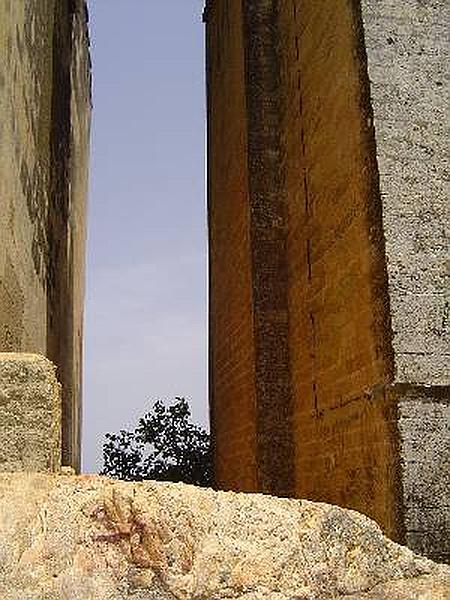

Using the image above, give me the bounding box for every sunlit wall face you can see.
[83,0,207,473]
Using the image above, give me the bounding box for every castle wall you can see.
[0,0,53,356]
[277,0,402,539]
[67,1,91,473]
[0,0,91,471]
[206,0,258,491]
[361,0,449,563]
[361,0,449,388]
[206,0,449,561]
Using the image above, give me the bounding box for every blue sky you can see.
[83,0,207,472]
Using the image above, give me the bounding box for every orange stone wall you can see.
[277,0,401,538]
[205,0,257,492]
[206,0,449,560]
[206,0,399,532]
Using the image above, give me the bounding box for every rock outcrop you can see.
[0,474,448,599]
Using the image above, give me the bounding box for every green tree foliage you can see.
[101,398,213,487]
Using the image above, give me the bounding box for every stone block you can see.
[0,353,61,472]
[397,387,450,562]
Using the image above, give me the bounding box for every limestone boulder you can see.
[0,473,448,599]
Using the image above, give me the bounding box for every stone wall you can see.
[361,0,450,565]
[278,0,401,538]
[0,0,91,471]
[361,0,449,387]
[206,0,449,562]
[206,0,258,492]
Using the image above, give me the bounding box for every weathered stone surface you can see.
[205,0,258,494]
[359,1,450,560]
[0,353,61,472]
[361,0,449,386]
[0,474,448,599]
[205,0,450,563]
[397,387,450,562]
[0,0,91,471]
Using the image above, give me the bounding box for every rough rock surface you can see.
[0,354,61,473]
[0,474,448,599]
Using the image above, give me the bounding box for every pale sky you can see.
[82,0,208,473]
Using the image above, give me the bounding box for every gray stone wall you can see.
[397,387,450,563]
[360,0,450,562]
[361,0,449,386]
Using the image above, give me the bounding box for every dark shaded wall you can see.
[0,0,91,471]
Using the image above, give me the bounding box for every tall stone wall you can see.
[0,0,91,471]
[277,0,401,538]
[205,0,258,491]
[361,0,449,563]
[206,0,449,562]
